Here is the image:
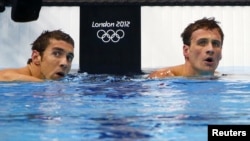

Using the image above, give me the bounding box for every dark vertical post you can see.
[79,5,141,75]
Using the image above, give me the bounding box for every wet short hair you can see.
[27,30,74,64]
[181,17,224,46]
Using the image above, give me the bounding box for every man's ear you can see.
[183,44,190,58]
[31,50,41,65]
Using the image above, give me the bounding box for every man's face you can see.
[183,28,222,75]
[39,39,74,80]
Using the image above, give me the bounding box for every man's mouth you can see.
[205,57,214,62]
[56,72,65,77]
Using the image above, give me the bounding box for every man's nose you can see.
[206,43,214,55]
[60,57,69,69]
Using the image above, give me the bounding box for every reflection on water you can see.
[0,73,250,141]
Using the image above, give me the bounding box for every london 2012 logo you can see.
[97,29,125,43]
[92,21,130,43]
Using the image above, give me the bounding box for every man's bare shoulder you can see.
[147,65,184,79]
[147,67,174,79]
[0,67,42,82]
[0,68,19,79]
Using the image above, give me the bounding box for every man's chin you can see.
[50,75,64,80]
[203,66,216,72]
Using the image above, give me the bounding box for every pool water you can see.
[0,72,250,141]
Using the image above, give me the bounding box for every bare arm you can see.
[0,69,43,82]
[147,68,175,79]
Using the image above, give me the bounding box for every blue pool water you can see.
[0,71,250,141]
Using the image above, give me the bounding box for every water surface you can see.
[0,73,250,141]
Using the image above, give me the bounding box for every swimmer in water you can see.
[148,17,224,79]
[0,30,75,82]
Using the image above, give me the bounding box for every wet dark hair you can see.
[181,17,224,46]
[27,30,74,64]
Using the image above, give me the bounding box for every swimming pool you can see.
[0,71,250,141]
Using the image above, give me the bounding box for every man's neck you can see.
[27,63,44,79]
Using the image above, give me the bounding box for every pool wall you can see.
[1,6,250,73]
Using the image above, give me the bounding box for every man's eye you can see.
[197,40,207,46]
[212,41,222,48]
[53,51,62,57]
[67,54,74,62]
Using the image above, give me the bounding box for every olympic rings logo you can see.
[97,29,125,43]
